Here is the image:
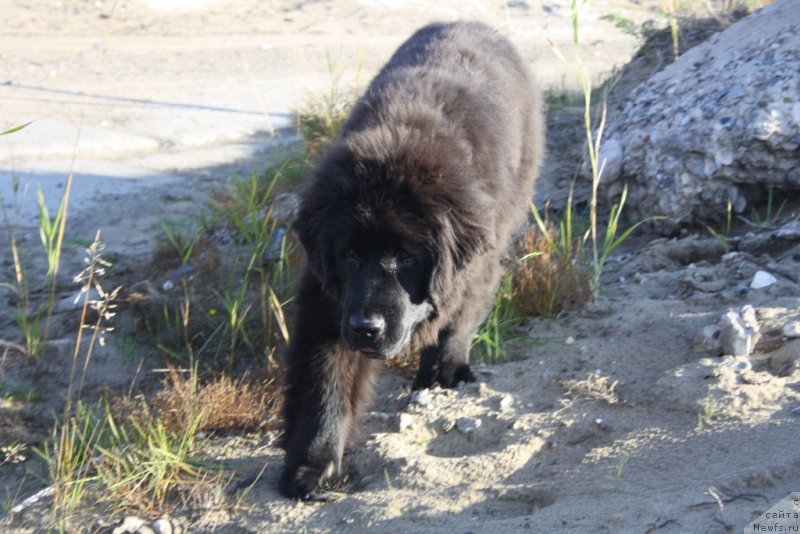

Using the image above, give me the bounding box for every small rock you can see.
[396,413,414,432]
[270,192,300,223]
[55,287,102,312]
[499,395,513,411]
[774,220,800,239]
[113,516,147,534]
[441,418,456,433]
[127,280,163,307]
[719,305,761,356]
[750,270,777,289]
[693,324,722,354]
[456,417,482,434]
[593,418,611,432]
[410,389,433,407]
[565,336,576,345]
[598,137,623,183]
[582,300,613,317]
[781,322,800,338]
[152,518,173,534]
[739,370,761,385]
[767,339,800,376]
[263,227,287,262]
[724,358,752,372]
[160,262,194,291]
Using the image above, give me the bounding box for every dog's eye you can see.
[345,249,360,267]
[398,252,414,266]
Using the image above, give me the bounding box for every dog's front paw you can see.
[279,463,338,501]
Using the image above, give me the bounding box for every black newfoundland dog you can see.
[280,21,543,500]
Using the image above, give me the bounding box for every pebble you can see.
[693,324,722,354]
[719,305,761,356]
[593,418,611,432]
[774,220,800,239]
[441,418,456,433]
[499,395,513,411]
[113,517,148,534]
[456,417,482,434]
[160,262,194,291]
[55,287,102,312]
[782,322,800,338]
[152,518,174,534]
[263,227,287,262]
[724,358,752,372]
[768,339,800,376]
[396,413,414,432]
[565,336,575,345]
[750,270,778,289]
[411,389,434,407]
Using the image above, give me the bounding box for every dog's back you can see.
[343,21,543,246]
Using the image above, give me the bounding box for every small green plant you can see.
[2,470,30,515]
[748,186,787,225]
[161,222,202,266]
[517,193,592,316]
[660,0,683,61]
[549,1,661,295]
[37,187,68,279]
[35,401,108,530]
[384,468,395,491]
[0,121,35,136]
[1,121,74,358]
[615,452,631,479]
[697,394,715,427]
[472,274,523,364]
[2,191,43,358]
[97,399,215,514]
[149,157,296,370]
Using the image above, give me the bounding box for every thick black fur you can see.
[279,21,544,500]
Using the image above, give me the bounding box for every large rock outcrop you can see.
[599,0,800,227]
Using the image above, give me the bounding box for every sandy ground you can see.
[2,1,800,533]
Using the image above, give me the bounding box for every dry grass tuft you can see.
[559,372,621,405]
[293,90,355,161]
[385,348,419,379]
[151,368,282,435]
[510,222,592,318]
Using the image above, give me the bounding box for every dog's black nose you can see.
[349,314,385,339]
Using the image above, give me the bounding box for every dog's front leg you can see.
[280,341,380,500]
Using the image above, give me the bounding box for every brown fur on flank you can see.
[280,21,544,500]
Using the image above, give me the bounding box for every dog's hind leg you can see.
[413,328,476,389]
[413,329,448,390]
[433,257,507,388]
[438,329,477,387]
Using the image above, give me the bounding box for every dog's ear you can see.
[426,205,489,310]
[293,203,336,293]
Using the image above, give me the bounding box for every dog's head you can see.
[294,127,490,359]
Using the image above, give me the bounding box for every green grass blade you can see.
[1,121,35,136]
